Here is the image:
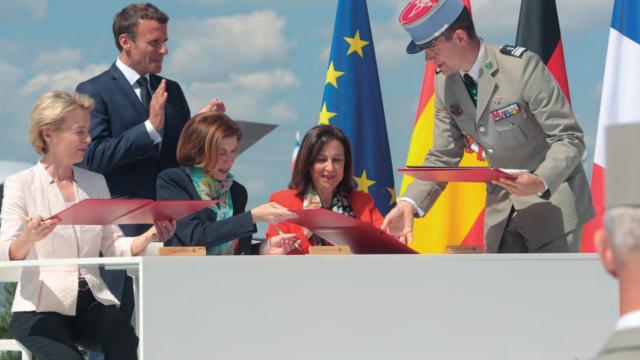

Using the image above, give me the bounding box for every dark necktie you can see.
[136,76,151,112]
[462,73,477,106]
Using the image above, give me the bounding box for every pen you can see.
[274,225,302,251]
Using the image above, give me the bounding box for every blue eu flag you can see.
[319,0,395,214]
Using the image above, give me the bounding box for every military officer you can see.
[382,0,594,252]
[593,123,640,359]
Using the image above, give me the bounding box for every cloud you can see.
[166,9,290,82]
[0,61,23,116]
[183,68,299,124]
[21,63,108,96]
[0,62,21,86]
[366,2,417,70]
[266,101,297,121]
[472,0,612,40]
[178,0,228,3]
[31,48,84,73]
[0,0,47,22]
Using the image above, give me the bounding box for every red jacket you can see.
[265,188,384,254]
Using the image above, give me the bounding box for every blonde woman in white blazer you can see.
[0,90,175,360]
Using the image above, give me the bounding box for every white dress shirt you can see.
[115,57,162,145]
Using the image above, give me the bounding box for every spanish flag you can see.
[400,0,487,254]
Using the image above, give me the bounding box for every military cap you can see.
[399,0,465,54]
[606,122,640,208]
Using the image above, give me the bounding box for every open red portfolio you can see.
[48,199,218,225]
[289,209,417,254]
[398,166,520,182]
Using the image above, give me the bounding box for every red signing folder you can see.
[290,209,417,254]
[48,199,218,225]
[398,166,519,183]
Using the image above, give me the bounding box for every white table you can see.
[0,254,619,359]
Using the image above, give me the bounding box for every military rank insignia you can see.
[490,103,521,122]
[500,45,527,58]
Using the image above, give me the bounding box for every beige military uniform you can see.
[593,328,640,360]
[403,43,594,252]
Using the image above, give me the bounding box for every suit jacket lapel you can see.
[34,162,63,217]
[107,63,148,120]
[476,50,499,121]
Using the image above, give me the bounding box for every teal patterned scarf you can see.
[187,166,236,255]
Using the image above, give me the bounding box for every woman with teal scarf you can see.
[157,111,298,255]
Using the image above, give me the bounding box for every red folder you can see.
[398,166,518,182]
[48,199,218,225]
[290,209,417,254]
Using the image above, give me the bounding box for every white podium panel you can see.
[139,254,617,360]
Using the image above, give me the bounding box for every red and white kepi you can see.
[399,0,464,54]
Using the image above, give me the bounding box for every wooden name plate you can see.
[308,245,351,255]
[446,245,483,254]
[158,246,206,256]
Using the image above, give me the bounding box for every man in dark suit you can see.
[593,123,640,360]
[76,4,222,357]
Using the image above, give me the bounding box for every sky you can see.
[0,0,613,234]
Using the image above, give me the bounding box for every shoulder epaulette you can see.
[500,45,527,58]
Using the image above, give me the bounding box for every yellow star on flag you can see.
[318,102,337,125]
[354,169,376,193]
[325,61,345,88]
[387,187,397,205]
[344,30,369,58]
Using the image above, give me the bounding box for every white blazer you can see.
[0,163,133,316]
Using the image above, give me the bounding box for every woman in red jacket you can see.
[265,125,383,254]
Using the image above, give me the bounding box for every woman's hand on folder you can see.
[132,219,176,256]
[381,201,414,246]
[261,233,300,255]
[9,215,59,260]
[151,219,176,243]
[251,202,296,224]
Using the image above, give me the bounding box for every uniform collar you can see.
[616,309,640,331]
[116,57,149,86]
[459,38,484,82]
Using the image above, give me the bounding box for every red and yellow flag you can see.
[401,1,487,254]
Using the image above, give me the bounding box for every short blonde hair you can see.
[29,90,95,155]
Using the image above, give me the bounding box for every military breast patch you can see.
[449,104,463,117]
[490,103,521,122]
[500,45,527,58]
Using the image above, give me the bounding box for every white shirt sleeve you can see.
[145,120,162,144]
[397,197,425,217]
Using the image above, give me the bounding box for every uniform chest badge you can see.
[449,104,463,117]
[490,103,521,122]
[491,96,503,107]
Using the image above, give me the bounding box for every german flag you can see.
[516,0,601,251]
[516,0,571,103]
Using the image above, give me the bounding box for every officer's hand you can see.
[381,200,415,245]
[149,79,168,132]
[492,172,545,197]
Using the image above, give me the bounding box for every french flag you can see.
[582,0,640,252]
